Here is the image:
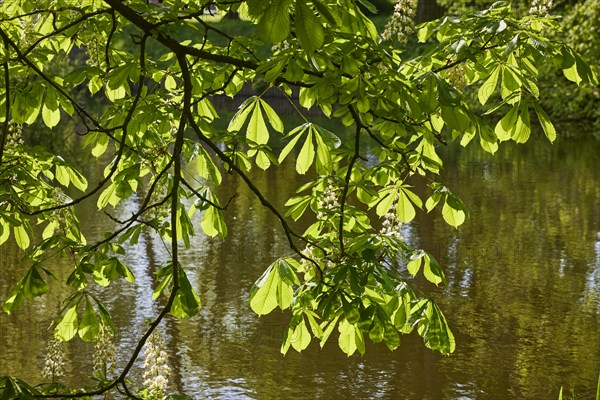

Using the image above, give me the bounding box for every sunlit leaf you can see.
[55,304,79,342]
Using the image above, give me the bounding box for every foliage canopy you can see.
[0,0,596,397]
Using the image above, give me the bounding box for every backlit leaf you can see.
[55,305,79,342]
[296,130,314,174]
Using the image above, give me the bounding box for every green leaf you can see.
[375,187,396,217]
[502,34,519,59]
[2,265,49,314]
[478,66,500,105]
[55,304,79,342]
[97,183,119,209]
[494,105,519,142]
[228,97,256,132]
[442,198,465,227]
[251,260,295,315]
[105,85,126,102]
[249,264,279,315]
[383,325,400,350]
[419,301,455,355]
[290,318,312,352]
[278,123,308,163]
[423,254,446,286]
[116,259,135,283]
[501,66,522,104]
[441,105,471,132]
[42,103,60,128]
[277,258,300,285]
[338,319,358,356]
[320,316,340,348]
[14,224,29,250]
[152,266,173,301]
[394,295,413,333]
[55,165,70,187]
[67,167,88,191]
[78,298,100,342]
[196,147,222,185]
[91,134,109,157]
[170,268,201,318]
[561,46,581,85]
[369,321,384,343]
[533,103,556,143]
[259,98,284,133]
[295,0,325,54]
[425,192,442,212]
[296,130,315,174]
[396,189,416,223]
[313,131,329,170]
[407,254,423,277]
[257,0,292,43]
[247,102,269,145]
[201,206,227,238]
[285,195,312,221]
[314,125,341,148]
[511,103,531,144]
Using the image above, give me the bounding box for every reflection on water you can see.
[1,132,599,399]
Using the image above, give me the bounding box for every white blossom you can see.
[530,0,554,16]
[380,196,403,240]
[93,326,116,379]
[381,0,418,44]
[143,331,171,399]
[317,183,338,219]
[42,338,66,382]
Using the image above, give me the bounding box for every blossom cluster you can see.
[42,338,66,382]
[93,326,117,379]
[316,183,338,219]
[380,197,403,240]
[5,121,24,149]
[381,0,418,44]
[143,331,171,399]
[529,0,554,16]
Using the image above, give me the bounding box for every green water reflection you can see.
[1,130,599,399]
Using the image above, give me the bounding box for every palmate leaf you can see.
[55,304,79,341]
[201,205,227,238]
[296,130,315,174]
[494,105,519,141]
[533,102,556,143]
[247,103,269,145]
[259,99,284,133]
[561,46,597,86]
[289,318,312,352]
[440,105,471,132]
[442,193,466,228]
[170,267,201,319]
[250,259,296,315]
[257,0,292,43]
[418,301,455,355]
[0,376,42,398]
[228,97,256,132]
[78,298,100,342]
[338,319,361,356]
[511,102,531,143]
[478,65,501,105]
[2,265,49,314]
[295,0,325,55]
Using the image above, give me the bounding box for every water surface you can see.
[1,129,599,399]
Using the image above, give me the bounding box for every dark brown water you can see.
[1,130,599,399]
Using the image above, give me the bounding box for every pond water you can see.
[1,128,599,399]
